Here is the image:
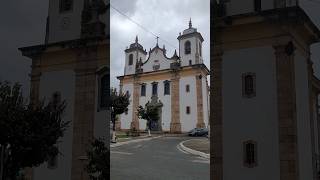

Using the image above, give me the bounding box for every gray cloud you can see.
[0,0,48,96]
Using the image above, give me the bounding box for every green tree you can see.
[137,104,160,136]
[0,81,69,180]
[110,88,130,142]
[86,138,109,180]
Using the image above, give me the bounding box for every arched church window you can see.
[242,72,256,98]
[59,0,73,13]
[99,74,108,109]
[164,80,170,95]
[141,84,146,96]
[97,66,109,111]
[243,140,258,168]
[129,54,133,65]
[152,82,158,96]
[185,41,191,55]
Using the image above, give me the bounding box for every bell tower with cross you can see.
[178,18,204,67]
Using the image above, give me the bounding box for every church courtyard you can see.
[110,136,209,180]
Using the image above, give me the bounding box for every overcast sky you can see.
[1,0,320,96]
[110,0,210,88]
[0,0,48,97]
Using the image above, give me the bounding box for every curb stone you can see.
[178,139,210,159]
[110,135,163,148]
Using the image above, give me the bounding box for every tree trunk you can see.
[147,120,151,137]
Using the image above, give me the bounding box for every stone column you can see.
[196,73,205,128]
[274,43,299,180]
[24,57,42,180]
[307,58,318,179]
[170,71,181,133]
[71,46,98,180]
[211,48,223,180]
[130,76,140,130]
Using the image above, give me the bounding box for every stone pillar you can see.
[196,73,205,128]
[170,71,181,133]
[307,58,318,179]
[211,48,223,180]
[274,43,299,180]
[131,76,140,130]
[24,58,42,180]
[71,46,98,180]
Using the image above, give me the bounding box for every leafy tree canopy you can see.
[0,81,69,179]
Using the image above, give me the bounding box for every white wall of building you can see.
[48,0,84,43]
[120,83,133,130]
[142,48,172,73]
[294,52,314,180]
[34,70,75,180]
[222,46,280,180]
[138,80,172,131]
[180,76,198,132]
[119,75,207,132]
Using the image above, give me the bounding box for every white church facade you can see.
[19,0,109,180]
[212,0,320,180]
[117,21,209,133]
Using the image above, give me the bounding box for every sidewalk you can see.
[110,133,163,148]
[182,138,210,154]
[179,138,210,159]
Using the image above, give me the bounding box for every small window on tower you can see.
[59,0,73,13]
[243,140,258,168]
[242,72,256,98]
[186,84,190,93]
[186,106,191,114]
[164,81,170,95]
[141,84,146,96]
[129,54,133,66]
[99,74,108,109]
[185,41,191,55]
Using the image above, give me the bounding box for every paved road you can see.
[111,136,209,180]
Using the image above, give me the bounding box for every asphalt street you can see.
[110,136,209,180]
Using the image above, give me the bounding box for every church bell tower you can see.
[212,0,320,180]
[46,0,108,43]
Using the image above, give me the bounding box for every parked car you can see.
[188,128,209,137]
